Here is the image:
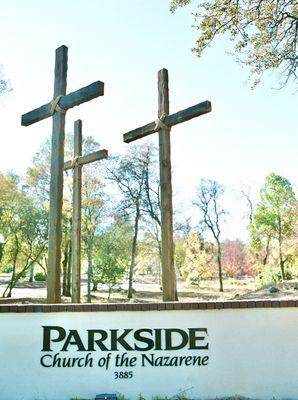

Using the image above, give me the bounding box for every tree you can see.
[0,173,19,264]
[141,144,161,256]
[27,137,72,297]
[92,218,132,299]
[170,0,298,88]
[0,181,47,297]
[222,239,245,277]
[241,187,254,224]
[180,232,215,285]
[194,179,226,291]
[107,145,149,299]
[250,173,297,279]
[27,134,107,299]
[81,154,106,303]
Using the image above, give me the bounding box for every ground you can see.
[0,273,297,303]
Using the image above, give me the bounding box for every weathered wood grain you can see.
[158,69,176,302]
[21,45,106,304]
[65,125,108,304]
[71,120,82,304]
[21,81,104,126]
[123,68,212,302]
[47,45,68,304]
[123,100,211,143]
[64,149,108,170]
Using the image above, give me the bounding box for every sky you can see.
[0,0,297,241]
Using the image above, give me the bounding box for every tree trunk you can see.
[277,215,286,280]
[62,240,70,296]
[216,239,223,292]
[3,241,19,298]
[128,205,140,299]
[4,268,22,298]
[0,243,4,265]
[262,237,270,266]
[87,246,93,303]
[279,241,286,280]
[154,224,162,285]
[174,267,179,301]
[92,281,98,292]
[29,264,34,282]
[65,241,72,297]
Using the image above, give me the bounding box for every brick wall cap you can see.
[0,299,297,313]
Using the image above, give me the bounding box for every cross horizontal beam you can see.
[21,81,104,126]
[123,100,211,143]
[64,149,108,171]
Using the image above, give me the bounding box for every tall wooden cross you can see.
[123,69,211,302]
[64,119,108,303]
[21,45,104,304]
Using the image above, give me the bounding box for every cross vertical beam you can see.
[22,45,104,304]
[71,120,82,303]
[158,69,175,302]
[64,126,108,303]
[47,45,68,304]
[123,68,211,302]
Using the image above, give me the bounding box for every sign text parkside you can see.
[40,326,210,370]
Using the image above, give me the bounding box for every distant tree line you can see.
[0,136,297,299]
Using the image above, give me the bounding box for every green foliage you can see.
[170,0,298,88]
[0,172,48,296]
[250,173,297,279]
[34,272,46,282]
[257,264,294,288]
[92,219,132,299]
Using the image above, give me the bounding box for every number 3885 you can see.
[114,371,133,379]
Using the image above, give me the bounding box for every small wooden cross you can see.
[64,119,108,304]
[123,69,211,302]
[21,45,104,304]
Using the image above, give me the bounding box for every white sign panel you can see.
[1,308,298,399]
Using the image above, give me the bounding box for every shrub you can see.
[34,272,46,282]
[257,264,294,288]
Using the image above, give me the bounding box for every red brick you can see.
[158,303,166,310]
[215,302,224,310]
[116,304,126,311]
[179,303,187,310]
[198,302,207,310]
[165,303,174,310]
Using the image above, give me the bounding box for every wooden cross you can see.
[64,119,108,304]
[123,69,211,302]
[21,45,104,304]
